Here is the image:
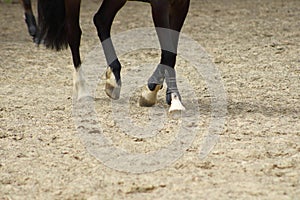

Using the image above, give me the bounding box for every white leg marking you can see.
[169,93,186,112]
[73,67,90,100]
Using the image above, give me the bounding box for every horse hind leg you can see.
[73,67,90,100]
[93,0,126,100]
[65,0,89,100]
[20,0,38,40]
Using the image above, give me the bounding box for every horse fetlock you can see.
[147,64,166,91]
[148,83,163,91]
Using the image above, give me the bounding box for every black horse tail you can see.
[37,0,68,51]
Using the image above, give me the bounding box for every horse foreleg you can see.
[65,0,89,100]
[140,0,186,112]
[94,0,126,100]
[166,0,190,112]
[139,0,171,107]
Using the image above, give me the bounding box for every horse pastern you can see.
[105,67,121,100]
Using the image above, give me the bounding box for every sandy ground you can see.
[0,0,299,199]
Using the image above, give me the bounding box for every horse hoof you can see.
[105,83,121,100]
[77,90,91,101]
[139,84,161,107]
[105,67,121,100]
[166,89,182,105]
[168,93,185,112]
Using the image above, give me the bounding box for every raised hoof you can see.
[139,84,161,107]
[105,83,121,100]
[105,67,121,100]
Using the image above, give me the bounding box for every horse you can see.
[20,0,190,112]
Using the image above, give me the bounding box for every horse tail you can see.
[37,0,68,51]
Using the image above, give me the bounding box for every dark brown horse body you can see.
[20,0,190,111]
